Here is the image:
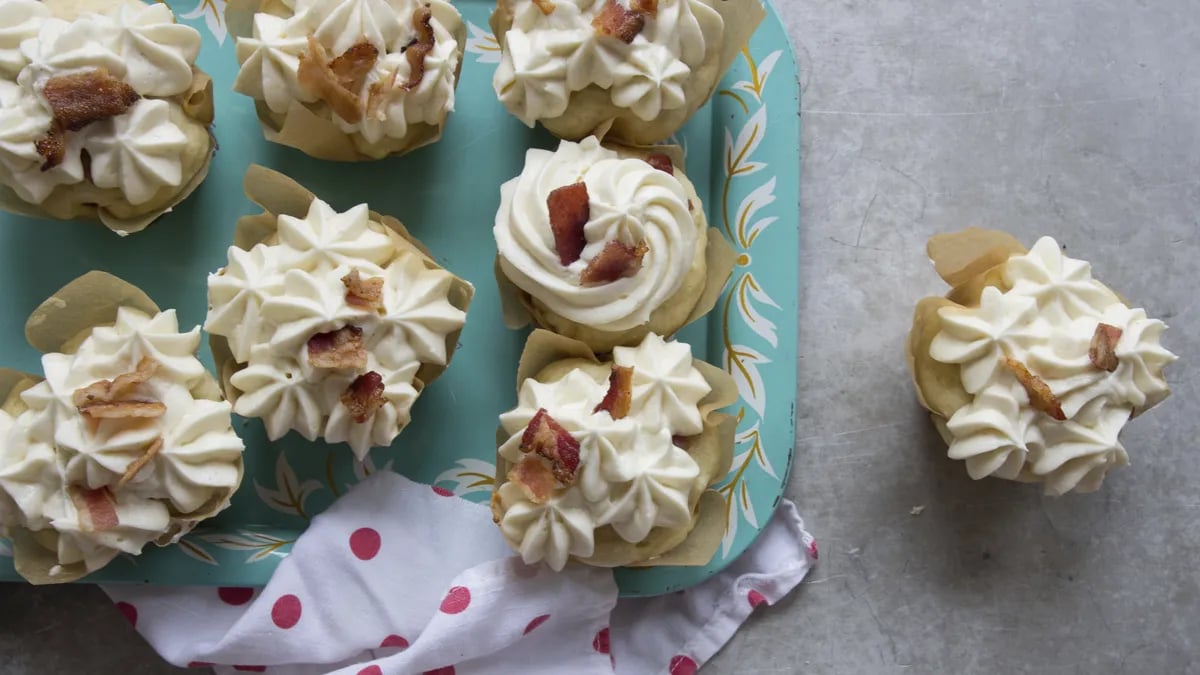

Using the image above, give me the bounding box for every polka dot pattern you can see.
[432,486,453,497]
[593,627,611,654]
[669,655,698,675]
[349,527,382,561]
[358,667,382,675]
[218,587,255,606]
[186,662,212,669]
[271,594,303,629]
[423,667,456,675]
[748,590,768,608]
[115,602,137,628]
[233,667,266,673]
[523,614,550,634]
[439,586,471,614]
[808,540,819,559]
[380,634,410,650]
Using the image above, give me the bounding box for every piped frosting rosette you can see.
[0,272,244,584]
[907,229,1177,495]
[491,329,737,570]
[0,0,215,234]
[206,166,473,460]
[226,0,466,161]
[490,0,764,144]
[495,136,734,353]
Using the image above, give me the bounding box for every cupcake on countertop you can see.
[908,229,1177,495]
[229,0,466,160]
[491,0,764,144]
[0,273,244,584]
[206,166,472,460]
[0,0,215,234]
[492,330,736,570]
[494,136,733,353]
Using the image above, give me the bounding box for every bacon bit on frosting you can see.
[521,408,581,485]
[71,486,119,532]
[1089,323,1122,373]
[580,240,647,285]
[117,437,164,488]
[73,357,165,421]
[548,182,590,266]
[631,0,658,17]
[645,153,674,174]
[307,326,367,370]
[532,0,557,14]
[341,371,386,423]
[329,41,379,93]
[342,270,385,311]
[508,455,558,504]
[592,0,646,44]
[37,69,140,170]
[402,6,436,91]
[1004,357,1066,421]
[593,366,634,419]
[298,37,366,122]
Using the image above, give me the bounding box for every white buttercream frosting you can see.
[495,333,710,570]
[0,0,202,209]
[0,307,244,573]
[494,0,712,126]
[206,197,467,460]
[232,0,462,143]
[495,137,699,332]
[929,237,1176,495]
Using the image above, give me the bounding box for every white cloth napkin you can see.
[103,471,816,674]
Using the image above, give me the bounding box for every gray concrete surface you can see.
[2,1,1198,673]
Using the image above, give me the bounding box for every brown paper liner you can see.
[490,0,765,144]
[495,142,736,353]
[0,2,216,234]
[493,329,738,568]
[1,273,243,584]
[211,165,474,411]
[226,0,467,161]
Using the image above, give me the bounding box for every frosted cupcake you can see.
[207,166,472,459]
[491,330,736,570]
[908,229,1177,495]
[229,0,466,161]
[495,136,733,353]
[491,0,764,144]
[0,0,215,234]
[0,272,244,584]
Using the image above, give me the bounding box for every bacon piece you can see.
[298,37,365,122]
[592,0,646,44]
[78,402,167,419]
[672,435,692,450]
[631,0,658,17]
[508,456,558,504]
[1089,323,1123,373]
[341,371,386,423]
[548,182,590,266]
[307,326,367,370]
[1004,358,1066,421]
[342,270,385,312]
[366,65,400,119]
[402,6,436,91]
[329,42,379,93]
[73,357,165,421]
[580,240,647,285]
[520,408,581,485]
[645,153,673,174]
[36,69,140,169]
[117,437,164,488]
[532,0,557,14]
[593,365,634,419]
[71,487,119,532]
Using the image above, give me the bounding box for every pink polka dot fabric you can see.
[102,472,815,674]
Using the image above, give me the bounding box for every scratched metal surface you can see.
[3,0,1199,673]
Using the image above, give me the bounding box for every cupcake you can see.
[0,272,244,584]
[228,0,466,161]
[490,0,765,144]
[494,136,733,353]
[491,330,737,570]
[0,0,215,235]
[907,229,1177,495]
[206,166,473,459]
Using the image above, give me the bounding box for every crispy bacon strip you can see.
[71,486,119,532]
[1005,358,1066,421]
[672,435,693,450]
[73,357,165,421]
[329,42,379,93]
[402,6,436,91]
[645,153,674,174]
[341,371,386,423]
[1089,323,1123,372]
[342,270,385,311]
[307,326,367,370]
[592,0,646,43]
[37,69,140,169]
[548,182,590,266]
[580,240,647,285]
[118,437,164,488]
[508,456,558,504]
[532,0,557,14]
[298,37,365,122]
[521,408,581,485]
[594,366,634,419]
[631,0,658,17]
